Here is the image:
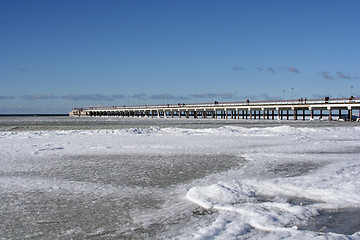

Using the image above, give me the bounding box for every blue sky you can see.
[1,0,359,113]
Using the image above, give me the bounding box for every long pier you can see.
[70,97,360,122]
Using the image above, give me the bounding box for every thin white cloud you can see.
[190,93,233,100]
[21,94,57,100]
[320,71,358,80]
[132,93,148,99]
[321,71,335,80]
[0,95,16,100]
[148,93,190,101]
[17,67,27,72]
[337,71,358,80]
[232,66,246,71]
[266,67,276,73]
[62,94,125,101]
[285,66,299,73]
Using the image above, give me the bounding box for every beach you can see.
[1,116,360,239]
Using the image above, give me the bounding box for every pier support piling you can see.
[303,110,305,121]
[349,109,352,122]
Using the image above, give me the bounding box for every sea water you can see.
[1,116,360,239]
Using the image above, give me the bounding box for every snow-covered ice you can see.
[1,117,360,239]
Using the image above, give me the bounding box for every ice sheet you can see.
[1,122,360,239]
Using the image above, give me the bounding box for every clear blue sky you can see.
[1,0,359,113]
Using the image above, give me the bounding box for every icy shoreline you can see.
[1,119,360,239]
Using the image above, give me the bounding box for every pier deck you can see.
[70,97,360,122]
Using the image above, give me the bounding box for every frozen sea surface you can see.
[1,116,360,239]
[1,115,357,131]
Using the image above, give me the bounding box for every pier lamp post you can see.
[291,88,294,103]
[351,86,353,96]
